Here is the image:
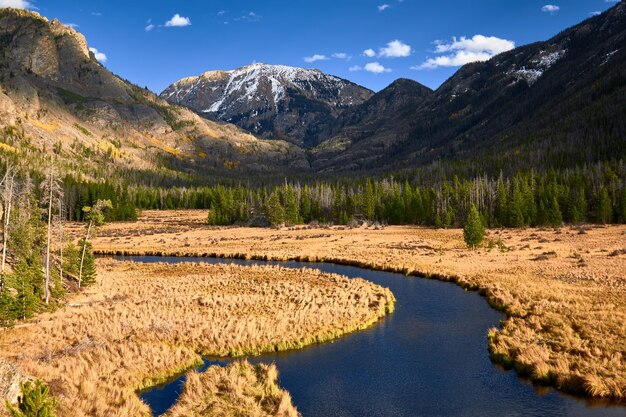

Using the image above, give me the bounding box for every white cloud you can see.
[89,47,107,63]
[332,52,351,60]
[145,24,155,32]
[379,39,411,58]
[0,0,32,9]
[541,5,560,13]
[165,13,191,27]
[236,12,262,22]
[415,35,515,69]
[64,22,79,29]
[91,12,102,16]
[217,10,227,16]
[364,62,391,73]
[378,4,391,12]
[363,48,376,58]
[349,62,391,73]
[304,54,328,63]
[590,11,602,16]
[605,0,619,2]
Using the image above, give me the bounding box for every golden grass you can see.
[30,119,59,132]
[164,361,299,417]
[0,260,393,416]
[86,210,626,400]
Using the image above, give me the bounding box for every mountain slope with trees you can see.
[313,2,626,175]
[0,9,308,184]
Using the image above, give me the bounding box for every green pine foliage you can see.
[6,380,58,417]
[464,204,486,248]
[77,240,96,286]
[597,187,613,224]
[62,243,80,277]
[265,192,285,227]
[54,161,626,229]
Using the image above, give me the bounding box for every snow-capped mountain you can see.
[161,63,373,147]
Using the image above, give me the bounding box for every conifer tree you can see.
[495,181,508,227]
[597,187,612,224]
[62,243,80,277]
[79,200,112,288]
[6,380,58,417]
[300,187,312,223]
[283,186,299,225]
[78,240,97,286]
[548,196,563,227]
[464,204,486,249]
[618,190,626,224]
[265,192,285,227]
[363,179,375,221]
[572,188,587,224]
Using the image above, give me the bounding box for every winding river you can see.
[121,256,625,417]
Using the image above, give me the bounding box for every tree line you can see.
[0,160,110,326]
[127,161,626,228]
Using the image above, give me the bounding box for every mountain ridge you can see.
[0,8,309,182]
[161,63,374,147]
[312,1,626,173]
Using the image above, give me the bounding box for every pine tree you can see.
[363,180,375,221]
[464,204,486,249]
[508,182,525,227]
[283,186,299,225]
[548,196,563,227]
[62,243,80,277]
[79,200,112,288]
[572,188,587,224]
[6,380,58,417]
[495,181,508,228]
[597,187,612,224]
[265,192,285,227]
[618,190,626,224]
[300,187,312,223]
[78,240,96,286]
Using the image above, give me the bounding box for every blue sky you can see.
[10,0,622,93]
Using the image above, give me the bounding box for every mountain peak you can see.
[162,64,373,147]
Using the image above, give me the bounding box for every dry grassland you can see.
[164,361,298,417]
[88,210,626,400]
[0,259,394,416]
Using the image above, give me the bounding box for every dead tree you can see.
[41,162,62,304]
[0,162,16,294]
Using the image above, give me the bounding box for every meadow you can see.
[0,259,393,416]
[89,210,626,400]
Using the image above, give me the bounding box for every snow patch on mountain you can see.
[601,49,619,65]
[508,49,566,86]
[166,63,355,116]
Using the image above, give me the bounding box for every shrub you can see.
[6,380,58,417]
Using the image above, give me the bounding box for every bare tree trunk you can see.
[1,172,15,294]
[58,198,63,284]
[44,169,53,304]
[78,220,92,289]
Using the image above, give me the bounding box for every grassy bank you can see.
[0,260,394,416]
[163,361,299,417]
[84,210,626,401]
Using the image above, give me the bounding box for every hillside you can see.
[313,2,626,174]
[161,63,373,147]
[0,9,308,183]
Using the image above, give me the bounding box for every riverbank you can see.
[87,210,626,400]
[163,361,298,417]
[0,260,393,416]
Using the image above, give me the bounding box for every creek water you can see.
[121,256,625,417]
